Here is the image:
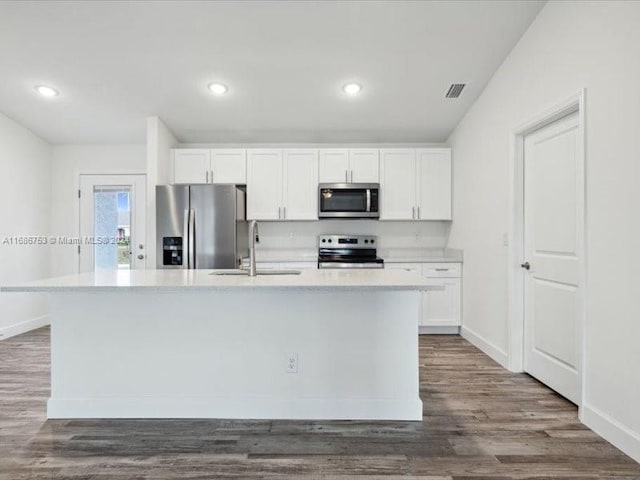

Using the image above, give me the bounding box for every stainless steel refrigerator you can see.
[156,185,248,269]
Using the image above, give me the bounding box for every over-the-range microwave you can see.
[318,183,380,219]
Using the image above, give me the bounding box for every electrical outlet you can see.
[286,353,298,373]
[289,231,295,241]
[502,233,509,247]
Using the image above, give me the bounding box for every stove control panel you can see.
[318,235,377,249]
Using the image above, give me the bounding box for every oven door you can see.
[318,183,379,218]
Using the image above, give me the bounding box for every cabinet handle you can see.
[417,206,420,219]
[435,268,449,271]
[283,206,286,219]
[210,170,214,183]
[205,171,209,183]
[350,170,354,183]
[345,170,348,183]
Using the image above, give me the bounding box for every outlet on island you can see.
[286,353,298,373]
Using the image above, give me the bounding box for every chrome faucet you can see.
[248,220,259,277]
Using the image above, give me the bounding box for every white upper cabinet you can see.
[349,149,379,183]
[173,149,211,184]
[416,148,451,220]
[318,148,379,183]
[380,148,451,221]
[172,148,246,184]
[174,146,449,221]
[318,149,349,183]
[210,149,247,184]
[247,149,283,220]
[380,149,417,220]
[247,149,318,220]
[282,149,318,220]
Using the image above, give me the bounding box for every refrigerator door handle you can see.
[183,209,190,269]
[188,208,196,269]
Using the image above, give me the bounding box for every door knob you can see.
[137,254,145,260]
[521,262,530,270]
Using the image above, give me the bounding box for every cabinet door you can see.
[416,148,452,220]
[319,149,349,183]
[421,278,461,327]
[379,149,416,220]
[349,148,379,183]
[211,149,246,184]
[384,262,421,273]
[282,149,318,220]
[173,149,210,184]
[247,149,282,220]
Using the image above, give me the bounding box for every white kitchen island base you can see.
[4,269,430,421]
[49,290,421,420]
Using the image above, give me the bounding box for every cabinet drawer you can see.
[385,263,421,273]
[422,262,461,278]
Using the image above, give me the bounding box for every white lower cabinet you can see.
[386,261,461,330]
[421,277,461,327]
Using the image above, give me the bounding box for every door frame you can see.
[76,172,147,272]
[507,90,587,406]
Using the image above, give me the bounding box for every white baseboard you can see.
[581,403,640,464]
[47,396,423,421]
[460,325,509,369]
[0,315,49,341]
[419,326,460,335]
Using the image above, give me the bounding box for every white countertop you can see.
[1,268,433,293]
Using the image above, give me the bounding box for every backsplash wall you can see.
[255,221,451,250]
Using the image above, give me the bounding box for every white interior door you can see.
[523,112,582,404]
[79,174,147,273]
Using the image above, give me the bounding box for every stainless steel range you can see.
[317,235,384,269]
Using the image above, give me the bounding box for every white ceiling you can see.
[0,1,544,145]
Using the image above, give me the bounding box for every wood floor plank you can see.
[0,327,638,479]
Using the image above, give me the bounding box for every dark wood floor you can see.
[1,328,638,479]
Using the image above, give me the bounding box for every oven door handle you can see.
[366,189,371,212]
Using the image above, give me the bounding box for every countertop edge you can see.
[1,285,432,293]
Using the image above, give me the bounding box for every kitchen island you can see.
[2,269,434,421]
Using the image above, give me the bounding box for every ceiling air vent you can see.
[445,83,466,99]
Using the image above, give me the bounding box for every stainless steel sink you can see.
[210,269,301,276]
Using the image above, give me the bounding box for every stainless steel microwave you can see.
[318,183,380,219]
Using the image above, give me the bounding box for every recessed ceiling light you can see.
[343,83,362,95]
[35,85,59,97]
[208,83,228,95]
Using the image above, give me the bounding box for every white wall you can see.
[0,111,52,338]
[447,1,640,461]
[50,145,146,276]
[146,117,177,267]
